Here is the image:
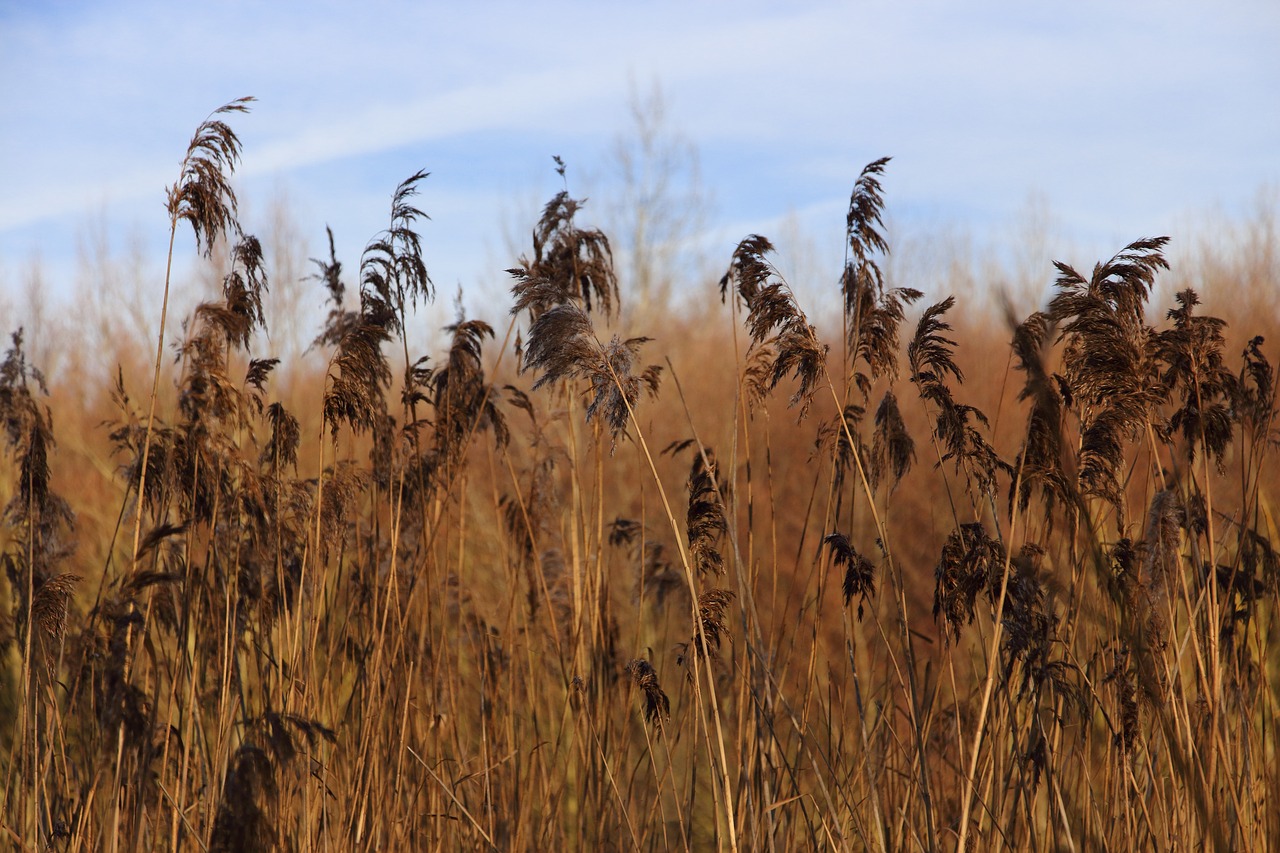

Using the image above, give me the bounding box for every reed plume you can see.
[676,588,735,672]
[1049,237,1169,510]
[823,532,876,619]
[721,235,827,414]
[909,297,1009,501]
[841,157,922,399]
[625,658,671,725]
[513,177,661,441]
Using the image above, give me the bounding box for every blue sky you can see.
[2,0,1277,322]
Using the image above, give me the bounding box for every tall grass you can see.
[2,101,1278,851]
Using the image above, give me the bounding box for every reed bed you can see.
[2,100,1278,852]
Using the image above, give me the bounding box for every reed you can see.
[1,100,1277,852]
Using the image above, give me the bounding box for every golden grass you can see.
[2,102,1278,852]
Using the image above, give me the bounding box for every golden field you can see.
[2,100,1278,851]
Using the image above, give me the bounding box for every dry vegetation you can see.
[2,100,1279,852]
